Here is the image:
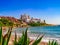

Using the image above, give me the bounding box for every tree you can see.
[44,20,46,24]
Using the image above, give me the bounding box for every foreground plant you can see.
[14,28,30,45]
[0,27,12,45]
[0,27,59,45]
[32,35,43,45]
[14,28,43,45]
[48,40,58,45]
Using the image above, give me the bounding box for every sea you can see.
[12,25,60,43]
[13,25,60,37]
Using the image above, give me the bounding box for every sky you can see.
[0,0,60,25]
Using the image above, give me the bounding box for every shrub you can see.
[48,40,58,45]
[14,28,43,45]
[0,27,12,45]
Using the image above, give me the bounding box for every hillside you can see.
[0,16,28,28]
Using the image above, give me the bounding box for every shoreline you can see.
[3,30,60,42]
[11,33,60,45]
[11,32,60,44]
[2,26,60,45]
[3,31,60,45]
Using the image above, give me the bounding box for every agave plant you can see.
[14,28,30,45]
[32,35,43,45]
[14,28,43,45]
[48,40,58,45]
[0,26,12,45]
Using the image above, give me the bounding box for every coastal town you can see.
[0,14,48,29]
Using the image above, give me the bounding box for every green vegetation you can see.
[0,27,59,45]
[28,22,47,26]
[14,28,43,45]
[0,18,51,27]
[28,19,47,26]
[14,28,30,45]
[0,27,12,45]
[48,40,58,45]
[0,18,13,27]
[14,28,58,45]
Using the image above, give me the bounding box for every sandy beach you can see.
[8,34,48,45]
[7,32,59,45]
[3,30,60,45]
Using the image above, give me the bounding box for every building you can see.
[30,18,41,23]
[20,14,31,23]
[20,14,41,23]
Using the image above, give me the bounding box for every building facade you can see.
[20,14,41,23]
[20,14,31,23]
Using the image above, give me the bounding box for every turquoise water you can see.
[13,25,60,38]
